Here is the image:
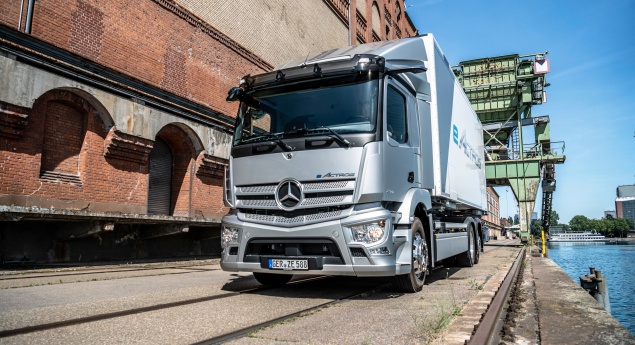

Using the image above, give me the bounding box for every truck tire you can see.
[457,226,476,267]
[474,229,481,264]
[393,218,428,292]
[253,273,293,286]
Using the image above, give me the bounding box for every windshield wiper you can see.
[265,132,295,151]
[245,131,294,151]
[287,127,352,148]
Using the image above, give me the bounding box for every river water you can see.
[548,243,635,335]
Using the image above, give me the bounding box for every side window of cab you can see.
[386,85,408,144]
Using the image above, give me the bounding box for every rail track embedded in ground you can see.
[0,274,387,340]
[468,246,526,344]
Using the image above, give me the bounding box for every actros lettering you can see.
[453,124,482,169]
[316,172,355,178]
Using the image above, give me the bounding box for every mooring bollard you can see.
[579,267,611,312]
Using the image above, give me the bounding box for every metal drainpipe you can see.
[348,0,352,46]
[18,0,25,31]
[25,0,35,34]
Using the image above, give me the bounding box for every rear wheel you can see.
[457,226,476,267]
[393,218,428,292]
[253,272,293,286]
[474,229,481,264]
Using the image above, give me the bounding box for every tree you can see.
[613,218,630,237]
[549,210,560,227]
[590,219,606,235]
[530,219,542,236]
[569,215,591,232]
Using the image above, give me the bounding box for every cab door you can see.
[382,78,419,201]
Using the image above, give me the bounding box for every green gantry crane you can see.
[453,52,565,245]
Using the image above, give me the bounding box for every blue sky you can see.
[406,0,635,224]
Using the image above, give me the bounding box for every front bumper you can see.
[220,208,411,277]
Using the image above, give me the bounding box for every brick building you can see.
[482,187,503,239]
[0,0,418,262]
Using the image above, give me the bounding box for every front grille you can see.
[301,195,346,206]
[303,180,350,190]
[235,179,355,211]
[239,185,277,193]
[241,199,277,207]
[240,206,350,227]
[238,195,347,208]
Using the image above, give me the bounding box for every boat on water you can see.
[549,232,610,243]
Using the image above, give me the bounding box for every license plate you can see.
[268,259,309,270]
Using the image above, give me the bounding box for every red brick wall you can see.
[0,0,267,118]
[1,90,228,217]
[0,90,150,208]
[192,154,226,219]
[0,0,261,218]
[0,0,26,31]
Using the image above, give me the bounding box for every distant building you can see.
[604,210,617,219]
[616,185,635,227]
[482,187,503,238]
[500,218,511,227]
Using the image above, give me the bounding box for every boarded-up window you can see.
[41,101,85,175]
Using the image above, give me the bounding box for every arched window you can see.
[371,2,381,34]
[396,3,402,21]
[356,0,367,13]
[148,124,198,217]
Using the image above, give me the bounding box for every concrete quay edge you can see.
[533,254,635,345]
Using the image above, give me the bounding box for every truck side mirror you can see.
[226,87,244,102]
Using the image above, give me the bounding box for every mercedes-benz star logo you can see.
[275,179,303,211]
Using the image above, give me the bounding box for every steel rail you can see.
[0,276,329,338]
[193,283,391,345]
[468,246,526,345]
[0,264,216,281]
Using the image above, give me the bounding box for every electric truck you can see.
[220,34,486,292]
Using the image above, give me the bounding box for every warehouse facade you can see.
[0,0,417,263]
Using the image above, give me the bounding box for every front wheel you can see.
[253,272,293,286]
[393,218,428,292]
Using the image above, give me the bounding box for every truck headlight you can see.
[351,222,385,244]
[222,226,240,247]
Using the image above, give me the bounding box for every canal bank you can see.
[531,253,634,344]
[434,244,635,344]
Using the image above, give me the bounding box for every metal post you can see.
[541,229,547,256]
[580,267,611,312]
[594,269,611,313]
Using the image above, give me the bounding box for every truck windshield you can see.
[233,77,379,146]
